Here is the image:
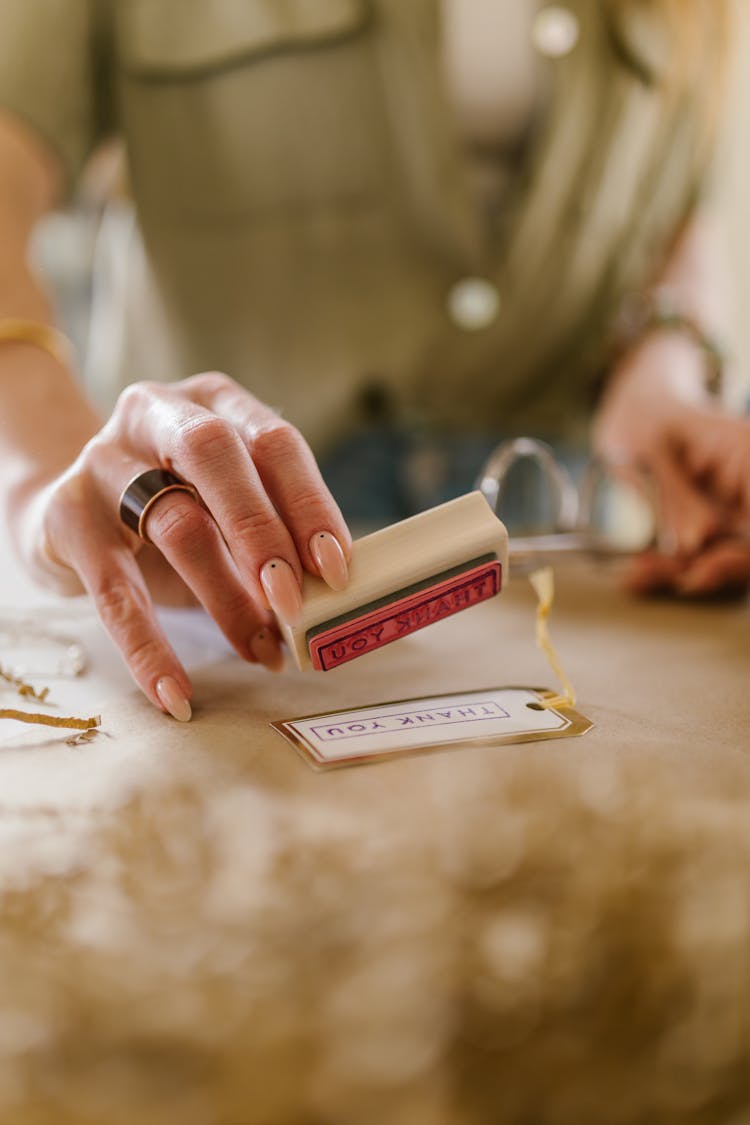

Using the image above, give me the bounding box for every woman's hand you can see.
[22,372,352,720]
[593,331,750,597]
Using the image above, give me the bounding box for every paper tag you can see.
[271,687,592,770]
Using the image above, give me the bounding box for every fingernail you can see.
[259,558,302,626]
[250,628,285,672]
[155,676,192,722]
[309,531,349,591]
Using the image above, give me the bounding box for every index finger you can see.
[181,373,353,577]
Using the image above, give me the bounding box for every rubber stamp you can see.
[278,491,509,671]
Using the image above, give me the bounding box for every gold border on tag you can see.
[271,686,593,771]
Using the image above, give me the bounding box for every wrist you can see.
[611,288,727,400]
[604,330,709,426]
[594,332,707,465]
[616,329,709,405]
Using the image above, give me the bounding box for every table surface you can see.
[1,545,749,1124]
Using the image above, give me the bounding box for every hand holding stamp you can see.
[277,492,509,671]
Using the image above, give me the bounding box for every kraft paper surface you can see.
[1,562,749,1123]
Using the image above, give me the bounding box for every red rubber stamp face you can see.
[308,559,502,671]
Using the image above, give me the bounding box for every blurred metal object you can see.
[477,437,656,572]
[478,437,579,531]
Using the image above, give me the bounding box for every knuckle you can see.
[47,469,86,515]
[43,472,92,550]
[122,633,168,674]
[286,480,330,514]
[114,380,157,415]
[77,432,112,476]
[173,414,237,466]
[148,498,210,554]
[185,370,235,397]
[94,582,172,679]
[249,419,304,465]
[94,579,146,636]
[113,383,140,414]
[231,505,282,545]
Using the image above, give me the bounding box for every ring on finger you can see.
[119,468,199,542]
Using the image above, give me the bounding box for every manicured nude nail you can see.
[155,676,192,722]
[309,531,349,591]
[259,558,303,626]
[250,628,285,672]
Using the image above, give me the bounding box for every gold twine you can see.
[528,567,576,711]
[0,709,101,731]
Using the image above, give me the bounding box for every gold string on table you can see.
[0,662,101,739]
[0,664,50,702]
[0,709,101,732]
[528,567,576,710]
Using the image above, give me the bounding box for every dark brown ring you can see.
[119,468,198,542]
